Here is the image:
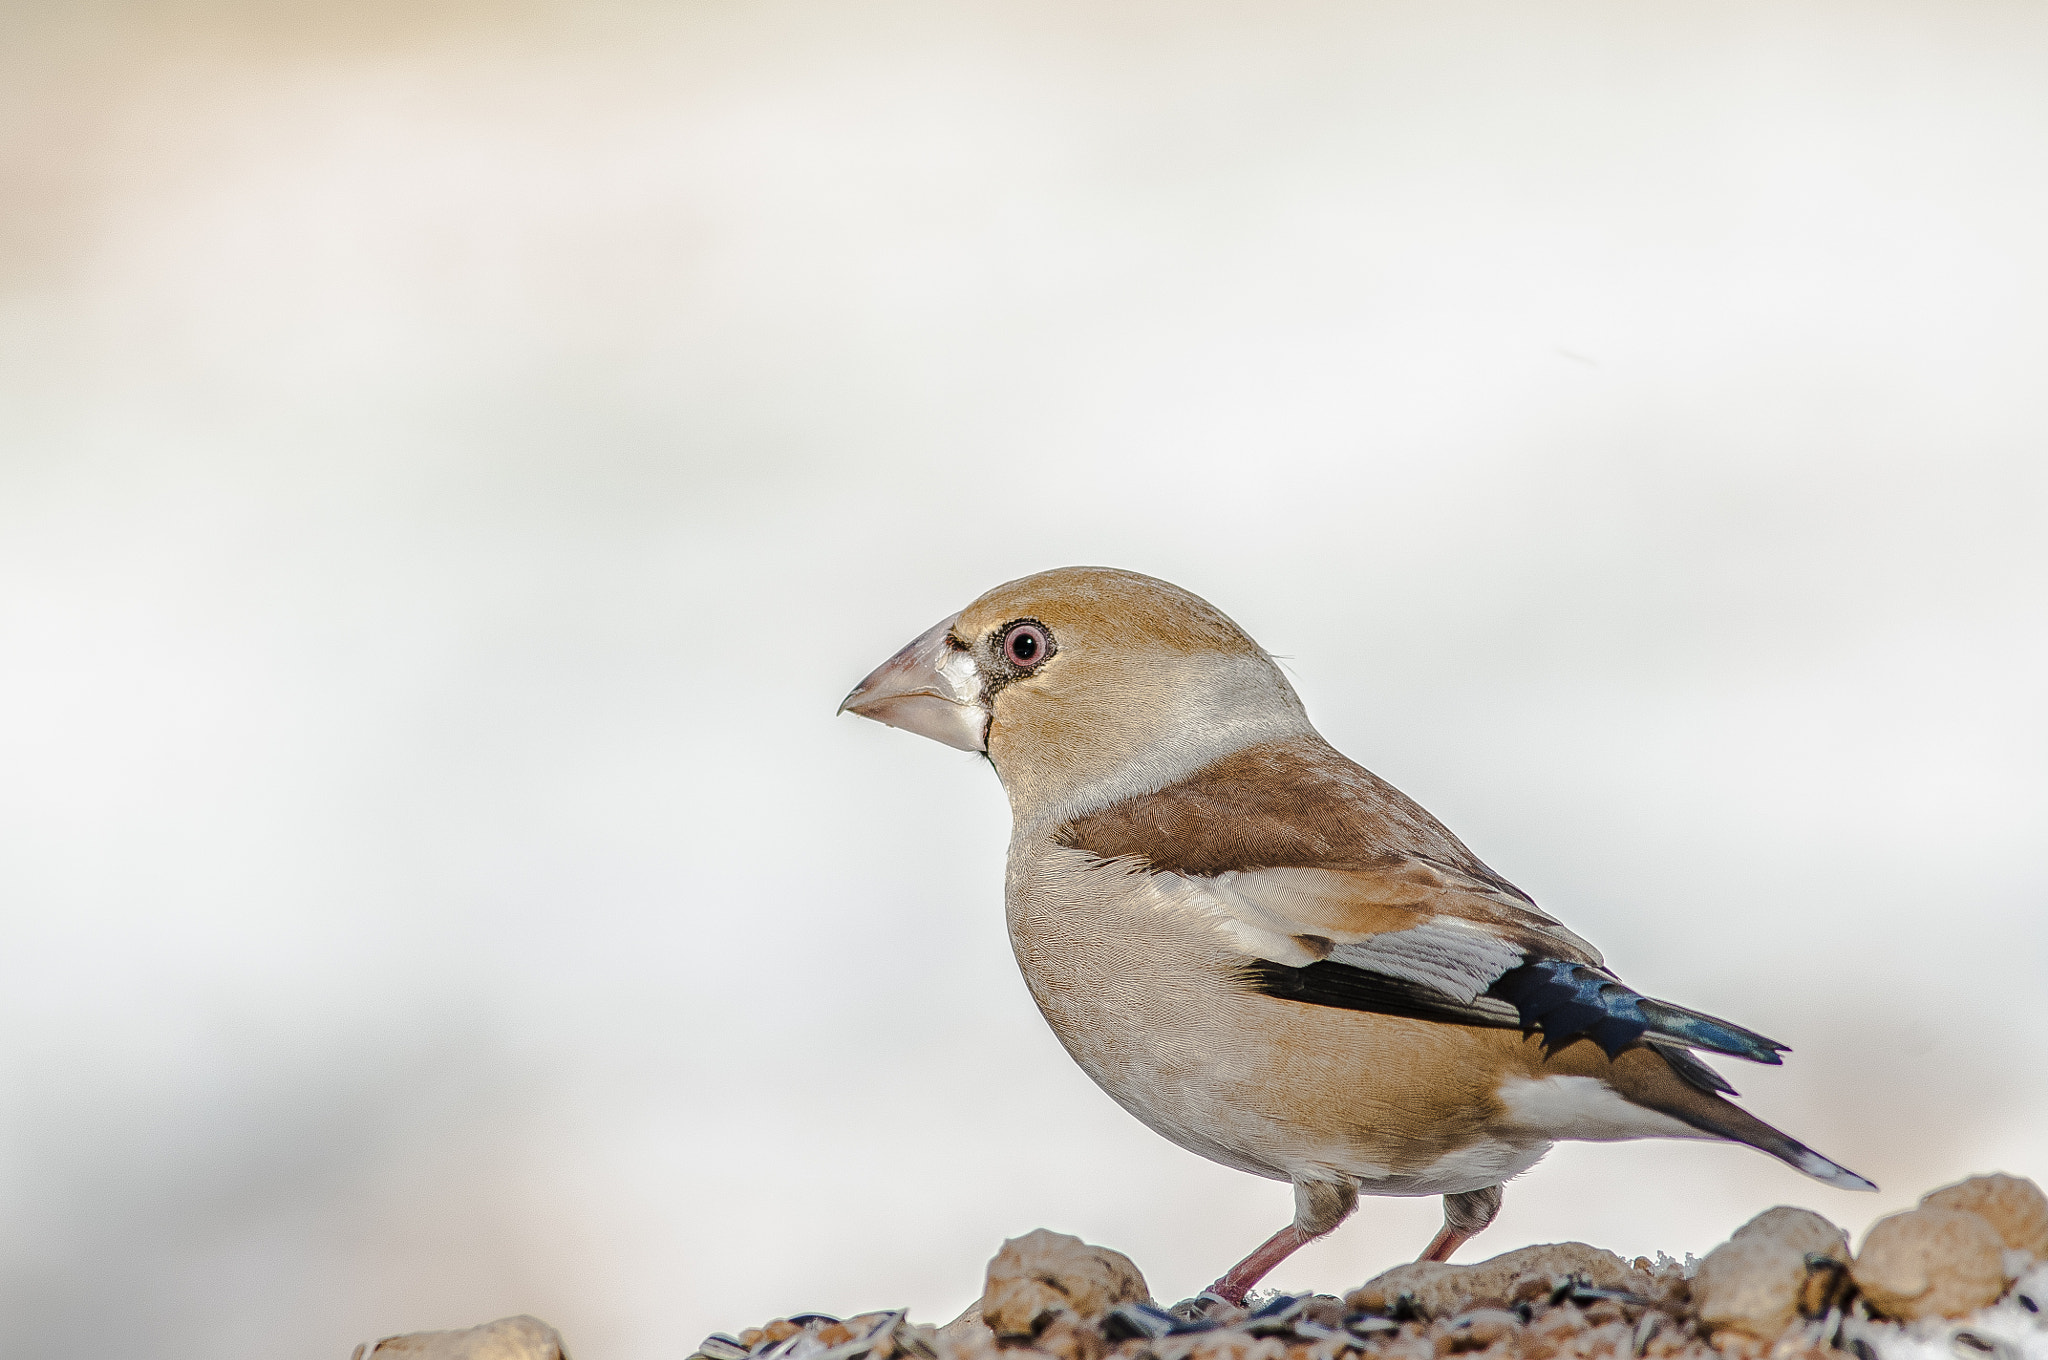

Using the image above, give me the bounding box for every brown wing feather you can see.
[1056,735,1601,965]
[1057,735,1495,875]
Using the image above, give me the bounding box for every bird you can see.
[837,566,1872,1305]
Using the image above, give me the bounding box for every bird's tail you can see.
[1598,1046,1877,1192]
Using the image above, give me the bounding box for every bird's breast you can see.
[1001,840,1547,1194]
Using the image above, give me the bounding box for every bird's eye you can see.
[1000,620,1053,670]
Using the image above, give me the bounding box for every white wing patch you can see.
[1149,869,1527,1000]
[1137,871,1327,966]
[1326,922,1526,1004]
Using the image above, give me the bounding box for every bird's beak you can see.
[837,611,989,753]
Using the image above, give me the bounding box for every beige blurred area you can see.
[1,1,2044,1357]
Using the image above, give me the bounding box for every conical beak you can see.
[837,611,989,753]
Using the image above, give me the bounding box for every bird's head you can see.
[839,567,1312,824]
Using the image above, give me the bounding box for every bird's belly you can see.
[1005,845,1551,1195]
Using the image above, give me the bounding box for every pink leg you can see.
[1203,1178,1362,1308]
[1417,1186,1504,1264]
[1206,1225,1313,1306]
[1416,1223,1469,1263]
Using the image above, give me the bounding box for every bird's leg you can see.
[1418,1185,1504,1263]
[1205,1177,1359,1306]
[1207,1224,1312,1306]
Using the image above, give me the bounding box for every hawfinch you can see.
[839,567,1871,1304]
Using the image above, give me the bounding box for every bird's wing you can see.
[1157,861,1784,1080]
[1057,735,1787,1076]
[1196,857,1603,993]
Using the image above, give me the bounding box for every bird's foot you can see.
[1168,1292,1239,1324]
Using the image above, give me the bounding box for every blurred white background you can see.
[1,2,2044,1357]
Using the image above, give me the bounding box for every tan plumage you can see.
[840,566,1871,1303]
